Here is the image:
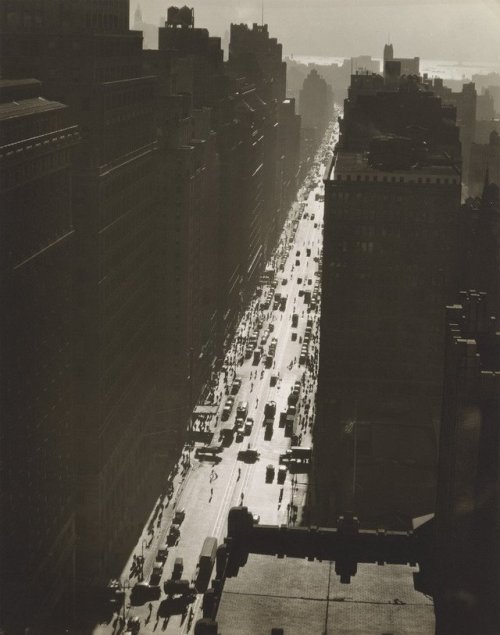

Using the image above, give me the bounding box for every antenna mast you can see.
[261,0,264,26]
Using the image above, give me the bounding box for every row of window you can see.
[1,145,72,192]
[335,173,459,185]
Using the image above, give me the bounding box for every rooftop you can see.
[217,554,434,634]
[326,151,459,183]
[0,97,66,122]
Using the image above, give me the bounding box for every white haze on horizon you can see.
[131,0,500,69]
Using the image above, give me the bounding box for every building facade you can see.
[1,0,165,601]
[0,79,79,630]
[435,291,500,635]
[314,72,462,527]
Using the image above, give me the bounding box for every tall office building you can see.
[431,78,477,189]
[159,8,269,339]
[228,22,286,264]
[143,47,222,432]
[315,71,462,527]
[383,42,420,77]
[1,0,163,597]
[299,69,334,167]
[0,79,79,629]
[435,291,500,635]
[228,22,286,104]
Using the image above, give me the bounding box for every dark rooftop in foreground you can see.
[217,554,434,634]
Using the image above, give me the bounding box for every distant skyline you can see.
[131,0,500,67]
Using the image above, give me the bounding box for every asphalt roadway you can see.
[93,122,338,635]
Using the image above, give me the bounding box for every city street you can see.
[93,121,338,635]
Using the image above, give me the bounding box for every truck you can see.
[219,421,234,444]
[284,414,295,438]
[264,420,273,441]
[264,401,276,419]
[195,536,218,592]
[279,446,312,464]
[253,347,262,365]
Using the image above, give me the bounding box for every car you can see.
[281,278,287,285]
[226,396,235,407]
[245,418,254,435]
[297,277,303,284]
[314,223,318,228]
[291,332,297,341]
[231,378,242,395]
[131,582,160,602]
[266,464,275,482]
[172,557,184,580]
[238,447,259,462]
[173,509,185,525]
[295,259,300,266]
[277,465,287,484]
[287,405,297,416]
[127,616,141,634]
[221,405,231,421]
[167,525,180,546]
[158,544,169,560]
[270,374,278,387]
[150,564,163,587]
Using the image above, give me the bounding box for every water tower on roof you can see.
[167,5,194,28]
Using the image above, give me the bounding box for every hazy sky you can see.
[132,0,500,66]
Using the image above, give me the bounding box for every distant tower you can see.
[133,4,143,30]
[383,43,394,61]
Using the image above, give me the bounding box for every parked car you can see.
[231,377,242,395]
[127,616,141,634]
[167,525,180,546]
[173,509,185,525]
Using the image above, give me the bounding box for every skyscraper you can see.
[435,291,500,634]
[1,0,164,597]
[0,78,79,628]
[315,70,462,527]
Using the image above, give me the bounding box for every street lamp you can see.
[141,539,148,580]
[119,578,132,622]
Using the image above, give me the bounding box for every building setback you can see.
[0,79,79,628]
[315,71,462,528]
